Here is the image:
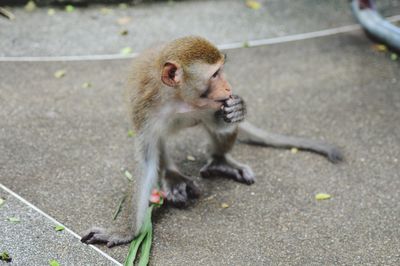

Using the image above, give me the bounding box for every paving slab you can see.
[1,0,400,57]
[0,188,118,265]
[1,30,400,265]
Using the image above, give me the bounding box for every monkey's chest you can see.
[167,115,201,134]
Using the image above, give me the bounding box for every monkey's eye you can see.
[211,70,219,79]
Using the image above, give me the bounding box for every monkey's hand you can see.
[216,95,246,123]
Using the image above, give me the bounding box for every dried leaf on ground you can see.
[221,203,229,208]
[54,70,66,78]
[48,9,56,16]
[82,82,91,88]
[0,7,16,20]
[315,193,331,200]
[372,44,387,52]
[113,195,126,220]
[25,1,36,12]
[187,155,196,161]
[246,0,262,10]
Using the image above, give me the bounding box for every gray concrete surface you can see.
[1,28,400,265]
[1,0,400,57]
[0,190,116,265]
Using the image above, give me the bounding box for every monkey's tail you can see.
[237,121,343,163]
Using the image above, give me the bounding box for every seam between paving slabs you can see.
[0,183,123,266]
[1,14,399,62]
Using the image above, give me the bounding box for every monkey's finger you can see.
[223,106,245,114]
[224,97,242,107]
[226,110,245,120]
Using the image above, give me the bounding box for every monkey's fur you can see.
[81,36,342,247]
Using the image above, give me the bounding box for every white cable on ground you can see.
[0,183,123,266]
[0,14,399,62]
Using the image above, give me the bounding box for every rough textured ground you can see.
[1,0,400,57]
[1,0,400,265]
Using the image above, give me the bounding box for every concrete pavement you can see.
[1,0,400,265]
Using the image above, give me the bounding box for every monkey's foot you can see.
[163,170,201,208]
[200,156,255,185]
[81,227,134,248]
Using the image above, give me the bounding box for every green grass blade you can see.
[138,223,152,266]
[124,205,154,266]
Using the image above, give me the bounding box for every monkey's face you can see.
[161,59,232,110]
[185,60,232,110]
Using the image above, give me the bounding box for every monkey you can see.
[81,36,342,247]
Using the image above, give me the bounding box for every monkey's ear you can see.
[161,62,182,87]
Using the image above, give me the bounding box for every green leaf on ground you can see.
[49,259,60,266]
[24,1,36,12]
[54,70,66,79]
[65,5,75,13]
[243,41,250,48]
[0,252,12,262]
[120,47,133,55]
[0,198,5,207]
[55,225,65,231]
[315,193,331,200]
[390,53,398,61]
[124,170,133,181]
[290,147,298,154]
[7,217,20,223]
[127,130,135,137]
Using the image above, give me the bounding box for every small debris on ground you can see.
[0,197,5,207]
[127,130,135,137]
[372,44,387,52]
[0,252,12,262]
[187,155,196,161]
[47,9,55,16]
[221,203,229,208]
[7,217,20,223]
[124,170,133,181]
[290,147,298,154]
[0,7,15,20]
[246,0,262,10]
[82,82,91,88]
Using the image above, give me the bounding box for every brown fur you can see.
[161,36,223,66]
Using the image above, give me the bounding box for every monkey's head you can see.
[160,36,232,110]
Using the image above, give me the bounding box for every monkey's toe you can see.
[200,163,255,185]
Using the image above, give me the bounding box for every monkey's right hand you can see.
[216,95,246,123]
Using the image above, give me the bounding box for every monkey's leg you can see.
[200,124,255,185]
[159,139,200,207]
[238,121,343,163]
[81,135,159,247]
